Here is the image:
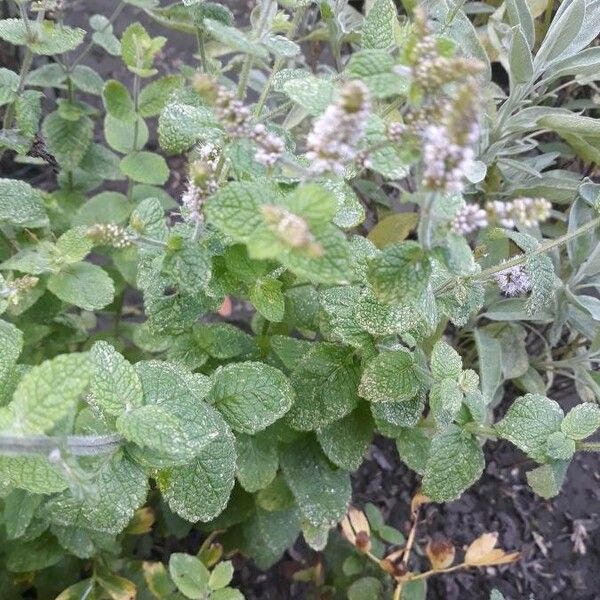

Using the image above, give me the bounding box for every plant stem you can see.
[577,441,600,452]
[196,28,208,73]
[128,72,141,201]
[435,215,600,295]
[236,55,254,100]
[0,434,123,457]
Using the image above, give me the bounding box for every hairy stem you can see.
[0,434,123,457]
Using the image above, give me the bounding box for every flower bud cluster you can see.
[487,197,552,229]
[421,82,480,193]
[305,80,371,176]
[453,204,488,234]
[181,146,221,226]
[494,265,532,296]
[86,224,132,249]
[261,205,323,256]
[1,275,39,305]
[251,124,285,168]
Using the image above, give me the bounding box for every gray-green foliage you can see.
[0,0,599,596]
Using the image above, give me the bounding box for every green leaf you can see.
[235,431,279,492]
[362,0,396,49]
[138,74,183,117]
[495,394,564,462]
[121,23,166,75]
[367,213,418,249]
[209,562,234,591]
[103,80,136,122]
[0,319,23,387]
[195,322,254,359]
[70,65,104,95]
[509,27,533,87]
[158,99,221,154]
[429,378,463,427]
[505,0,534,49]
[209,362,294,434]
[0,455,67,493]
[422,425,485,502]
[48,262,115,310]
[319,178,365,230]
[42,111,93,170]
[346,50,407,98]
[526,460,569,498]
[250,277,285,322]
[286,343,360,431]
[91,341,143,416]
[366,241,431,303]
[46,454,148,534]
[73,191,131,226]
[359,350,422,403]
[120,151,169,185]
[6,534,64,573]
[118,360,224,466]
[3,490,43,540]
[0,178,48,228]
[281,437,351,527]
[55,227,93,263]
[158,422,236,522]
[105,114,149,153]
[169,553,210,599]
[11,352,90,433]
[526,252,555,316]
[317,406,373,470]
[282,75,336,115]
[0,19,85,54]
[204,18,268,58]
[348,577,382,600]
[561,403,600,440]
[0,67,18,105]
[430,339,462,380]
[545,431,575,461]
[474,327,503,404]
[395,427,431,475]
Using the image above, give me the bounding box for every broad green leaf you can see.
[395,427,431,475]
[282,76,336,115]
[105,114,149,153]
[505,0,535,48]
[371,394,424,432]
[280,437,351,528]
[545,431,576,461]
[169,553,210,599]
[366,241,431,303]
[429,378,463,427]
[203,18,268,58]
[235,431,279,492]
[0,19,84,54]
[526,253,555,316]
[0,178,48,228]
[319,178,365,230]
[286,343,360,431]
[120,151,169,185]
[250,277,285,322]
[209,561,234,590]
[55,227,93,263]
[195,322,254,359]
[117,361,223,465]
[46,455,148,534]
[495,394,564,462]
[242,506,300,569]
[509,27,533,87]
[422,425,485,502]
[474,327,503,404]
[158,422,236,522]
[70,65,104,95]
[362,0,396,49]
[0,455,67,493]
[348,577,382,600]
[6,534,64,573]
[138,74,183,117]
[11,352,90,433]
[0,67,18,105]
[158,99,221,154]
[209,362,294,434]
[0,319,23,387]
[561,403,600,440]
[345,50,407,98]
[42,111,93,170]
[3,490,43,540]
[91,341,143,416]
[359,350,422,403]
[430,339,462,380]
[47,262,115,310]
[526,460,569,498]
[73,191,131,226]
[121,23,166,75]
[79,143,122,180]
[103,80,136,122]
[317,406,373,470]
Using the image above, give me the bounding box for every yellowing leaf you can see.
[367,213,418,249]
[464,532,520,566]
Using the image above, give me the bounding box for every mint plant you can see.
[1,0,600,597]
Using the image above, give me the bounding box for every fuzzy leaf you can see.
[359,350,422,403]
[42,111,93,170]
[430,339,462,380]
[209,362,294,434]
[47,262,115,310]
[0,178,48,228]
[422,425,485,502]
[495,394,564,462]
[429,378,463,427]
[561,403,600,440]
[362,0,396,50]
[120,151,169,185]
[281,438,351,528]
[235,431,279,492]
[11,352,91,434]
